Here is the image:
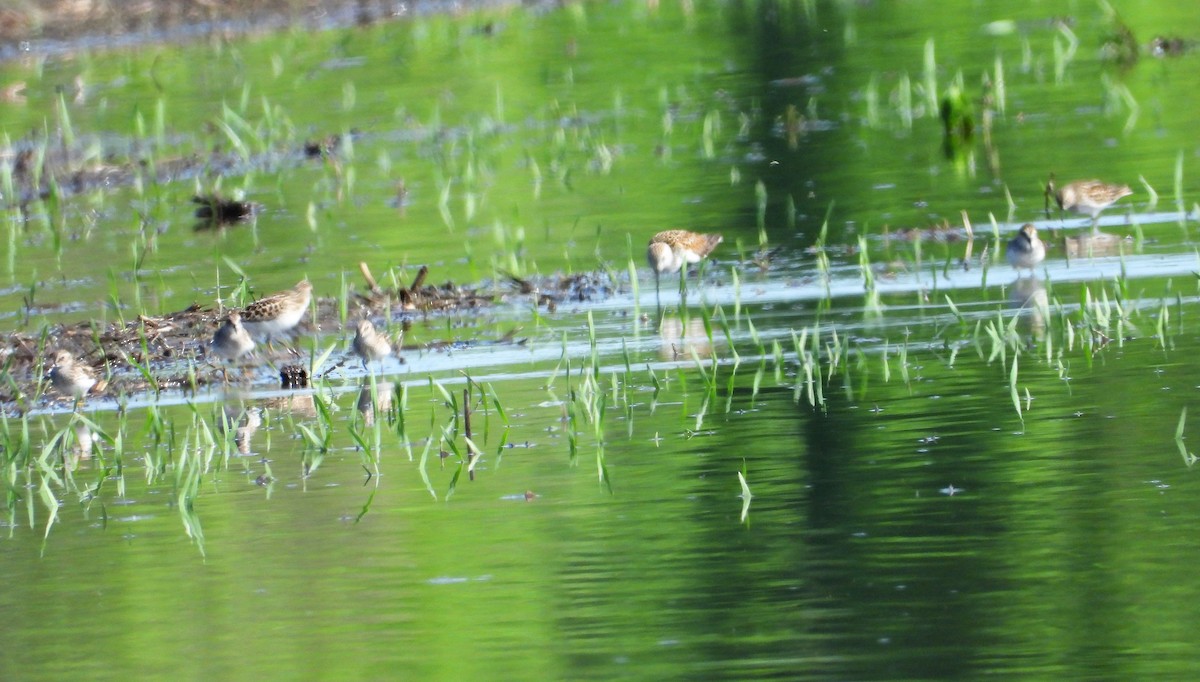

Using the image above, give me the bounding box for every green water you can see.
[5,1,1200,679]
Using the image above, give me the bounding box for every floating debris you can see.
[280,364,308,389]
[303,134,341,159]
[192,193,259,226]
[1149,36,1194,58]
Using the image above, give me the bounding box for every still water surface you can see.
[4,1,1200,679]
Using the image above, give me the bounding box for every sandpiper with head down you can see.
[209,311,256,381]
[47,350,97,400]
[1045,174,1132,227]
[1006,223,1046,275]
[210,311,256,360]
[647,229,722,301]
[351,319,393,372]
[240,280,313,344]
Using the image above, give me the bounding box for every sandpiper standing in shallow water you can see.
[47,349,97,400]
[647,229,723,303]
[1045,174,1133,228]
[240,280,313,346]
[351,319,393,372]
[1006,223,1046,275]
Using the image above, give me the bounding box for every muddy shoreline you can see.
[2,265,617,412]
[0,0,537,61]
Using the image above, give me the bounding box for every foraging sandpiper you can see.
[210,311,256,361]
[647,229,723,300]
[47,350,97,399]
[240,280,313,342]
[351,319,392,371]
[1045,174,1132,226]
[1006,223,1046,274]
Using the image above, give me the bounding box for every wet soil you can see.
[0,1,531,60]
[0,264,617,412]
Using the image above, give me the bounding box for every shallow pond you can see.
[4,1,1200,679]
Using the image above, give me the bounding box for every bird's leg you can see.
[677,265,688,312]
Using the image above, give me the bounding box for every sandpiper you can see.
[647,229,723,300]
[47,350,97,399]
[351,319,392,371]
[240,280,313,343]
[210,311,256,360]
[1006,223,1046,275]
[1045,174,1132,226]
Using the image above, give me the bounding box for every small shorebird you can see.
[1006,223,1046,275]
[209,311,256,381]
[240,280,313,344]
[210,311,256,361]
[47,350,97,399]
[647,229,723,301]
[1045,174,1132,226]
[351,319,392,372]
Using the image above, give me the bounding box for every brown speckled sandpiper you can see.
[647,229,722,301]
[47,349,97,399]
[1045,174,1132,226]
[351,319,392,372]
[240,280,312,342]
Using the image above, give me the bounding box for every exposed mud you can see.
[0,265,618,412]
[0,0,533,61]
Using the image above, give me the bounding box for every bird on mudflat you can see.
[209,311,256,381]
[239,280,313,345]
[1006,223,1046,275]
[647,229,723,302]
[47,349,97,400]
[1045,174,1132,227]
[210,311,256,361]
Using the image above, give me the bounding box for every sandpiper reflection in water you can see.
[1009,276,1049,339]
[357,381,395,427]
[658,315,713,361]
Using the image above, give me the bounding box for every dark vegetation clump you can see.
[279,364,308,389]
[193,194,259,226]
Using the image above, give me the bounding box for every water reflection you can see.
[356,380,394,427]
[1009,276,1048,338]
[657,315,713,361]
[61,420,95,471]
[216,405,264,455]
[235,407,263,456]
[1064,231,1127,259]
[261,393,317,418]
[74,421,94,457]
